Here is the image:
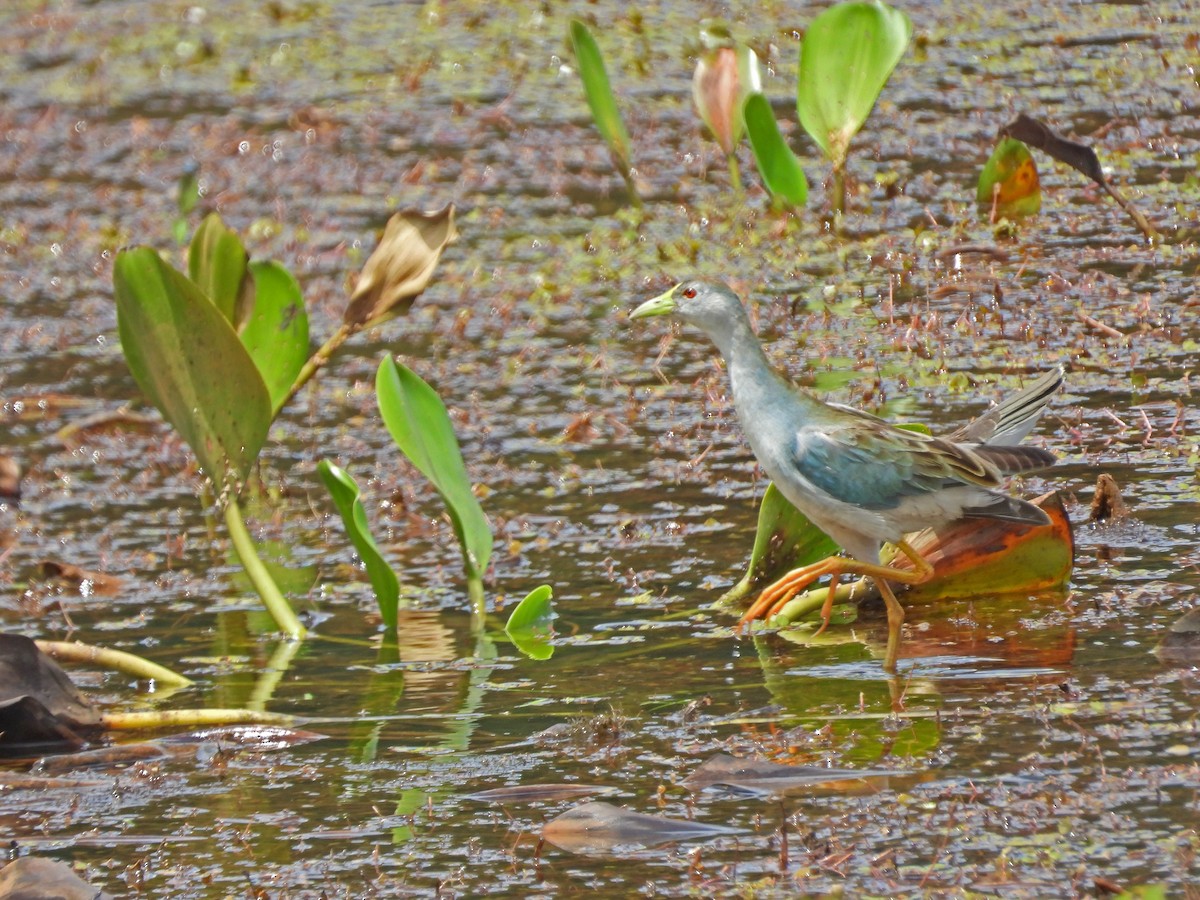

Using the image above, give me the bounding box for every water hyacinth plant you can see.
[113,206,460,639]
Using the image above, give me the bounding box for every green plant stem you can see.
[99,709,298,730]
[776,584,836,626]
[273,321,357,419]
[35,640,193,687]
[468,576,486,621]
[832,162,846,218]
[727,153,742,193]
[224,498,307,639]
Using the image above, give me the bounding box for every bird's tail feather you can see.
[950,366,1064,445]
[972,443,1056,475]
[962,493,1052,527]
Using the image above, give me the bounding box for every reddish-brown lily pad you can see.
[543,801,742,854]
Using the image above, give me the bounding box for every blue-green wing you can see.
[792,418,999,510]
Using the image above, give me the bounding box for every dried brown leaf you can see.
[343,204,457,327]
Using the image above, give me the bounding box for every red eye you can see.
[682,287,697,299]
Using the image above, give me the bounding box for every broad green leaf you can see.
[188,213,251,326]
[344,205,457,329]
[569,19,634,180]
[375,356,493,590]
[504,584,555,660]
[796,1,912,168]
[977,137,1042,218]
[317,460,400,633]
[719,482,837,606]
[743,93,809,207]
[241,260,310,410]
[114,247,271,493]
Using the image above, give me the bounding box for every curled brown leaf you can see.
[343,204,457,328]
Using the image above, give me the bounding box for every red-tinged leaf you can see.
[543,801,743,854]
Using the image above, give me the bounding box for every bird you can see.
[631,279,1062,667]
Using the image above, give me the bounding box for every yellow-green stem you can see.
[100,708,298,730]
[727,153,742,193]
[224,499,306,639]
[35,640,193,687]
[468,576,486,625]
[831,161,847,219]
[273,321,357,419]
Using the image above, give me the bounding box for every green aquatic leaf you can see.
[569,19,635,187]
[188,213,251,327]
[743,93,809,207]
[504,584,555,660]
[317,460,400,633]
[114,247,270,494]
[241,260,310,410]
[719,482,837,606]
[796,0,911,168]
[977,137,1042,218]
[375,356,493,596]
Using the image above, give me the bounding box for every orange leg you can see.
[739,540,935,633]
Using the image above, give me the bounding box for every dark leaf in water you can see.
[543,801,742,854]
[1000,113,1105,184]
[0,634,99,757]
[1156,606,1200,665]
[467,784,617,804]
[681,752,897,796]
[0,772,107,790]
[0,856,114,900]
[39,560,123,596]
[33,742,170,775]
[1089,473,1129,523]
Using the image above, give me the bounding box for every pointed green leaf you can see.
[241,260,310,410]
[375,356,493,590]
[317,460,400,632]
[743,93,809,207]
[797,1,912,168]
[114,247,270,493]
[569,19,634,180]
[188,213,252,326]
[504,584,555,660]
[977,137,1042,218]
[719,482,838,606]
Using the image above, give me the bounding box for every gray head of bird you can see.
[631,280,751,349]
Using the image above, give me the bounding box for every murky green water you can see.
[1,0,1198,895]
